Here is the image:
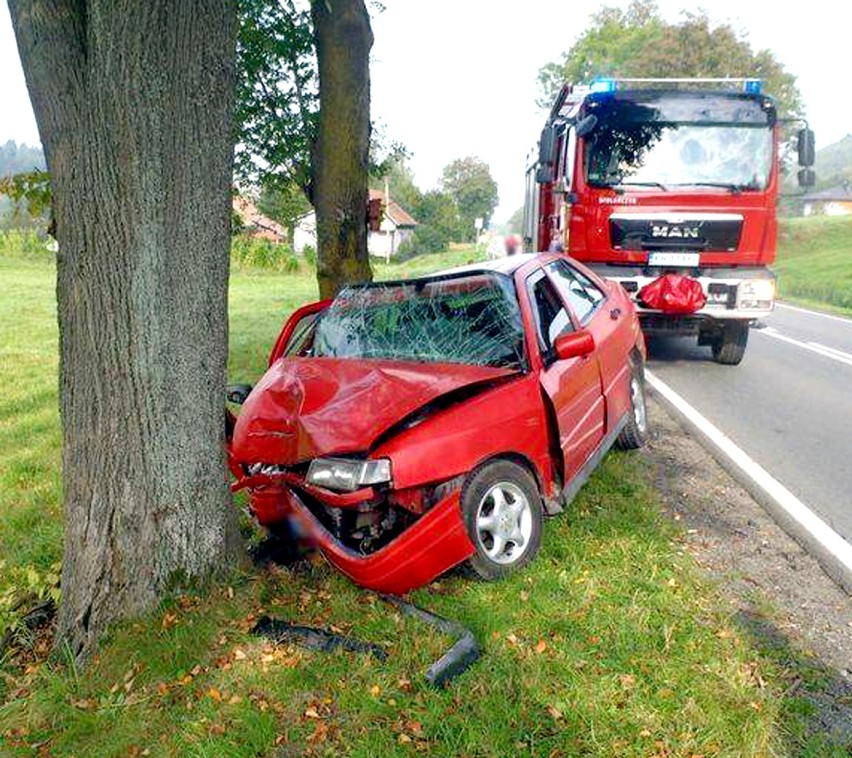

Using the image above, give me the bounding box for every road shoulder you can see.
[645,400,852,744]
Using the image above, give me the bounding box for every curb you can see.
[646,374,852,596]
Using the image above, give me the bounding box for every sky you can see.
[2,1,851,223]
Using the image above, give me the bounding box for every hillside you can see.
[0,140,45,178]
[776,215,852,311]
[813,134,852,190]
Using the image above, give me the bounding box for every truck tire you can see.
[461,460,543,581]
[616,364,649,450]
[712,321,749,365]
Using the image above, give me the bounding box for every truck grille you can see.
[610,213,743,252]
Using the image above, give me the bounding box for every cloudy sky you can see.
[2,1,850,222]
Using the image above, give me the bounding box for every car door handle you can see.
[610,307,622,320]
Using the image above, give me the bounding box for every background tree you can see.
[507,206,525,235]
[538,0,803,127]
[8,0,242,659]
[236,0,384,297]
[441,157,499,242]
[310,0,373,297]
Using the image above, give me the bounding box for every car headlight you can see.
[306,457,392,492]
[737,279,775,310]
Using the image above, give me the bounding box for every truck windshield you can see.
[585,93,774,191]
[313,273,527,370]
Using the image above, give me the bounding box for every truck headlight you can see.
[737,279,775,310]
[306,458,392,492]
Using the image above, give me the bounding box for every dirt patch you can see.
[645,399,852,745]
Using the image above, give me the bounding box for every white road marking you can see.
[645,370,852,578]
[775,302,852,326]
[809,342,852,362]
[757,327,852,368]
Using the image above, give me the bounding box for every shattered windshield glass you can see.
[313,273,527,370]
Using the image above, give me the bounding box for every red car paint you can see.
[227,253,645,593]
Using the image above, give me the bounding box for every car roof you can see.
[431,253,543,278]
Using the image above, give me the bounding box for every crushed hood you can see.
[231,357,514,465]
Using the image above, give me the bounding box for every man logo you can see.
[650,225,701,239]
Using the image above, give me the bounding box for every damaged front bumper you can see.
[231,472,475,595]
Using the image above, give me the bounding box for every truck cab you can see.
[524,78,815,364]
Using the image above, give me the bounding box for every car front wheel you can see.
[616,364,649,450]
[461,460,543,581]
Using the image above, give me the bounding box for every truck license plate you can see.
[648,252,700,267]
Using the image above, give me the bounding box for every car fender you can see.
[373,372,556,497]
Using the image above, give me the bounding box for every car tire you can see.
[461,460,543,581]
[712,321,749,365]
[615,362,649,450]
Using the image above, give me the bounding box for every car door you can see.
[526,268,605,483]
[268,299,332,366]
[544,260,632,429]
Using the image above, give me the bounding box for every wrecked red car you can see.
[227,253,648,594]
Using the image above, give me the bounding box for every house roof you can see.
[802,183,852,202]
[233,196,287,239]
[369,188,418,228]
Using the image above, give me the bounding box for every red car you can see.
[227,253,648,594]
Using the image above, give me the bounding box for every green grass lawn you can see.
[776,215,852,315]
[0,244,843,756]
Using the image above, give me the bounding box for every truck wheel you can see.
[461,460,543,581]
[712,321,749,365]
[616,364,649,450]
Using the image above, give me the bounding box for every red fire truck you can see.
[523,78,815,364]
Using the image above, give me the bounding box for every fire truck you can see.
[523,78,815,364]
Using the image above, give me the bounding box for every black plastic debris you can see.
[382,595,480,687]
[251,616,387,660]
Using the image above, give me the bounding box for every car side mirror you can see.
[554,330,595,361]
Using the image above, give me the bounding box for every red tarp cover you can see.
[638,274,707,314]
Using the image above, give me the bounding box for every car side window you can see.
[526,270,573,354]
[285,312,320,356]
[546,260,606,325]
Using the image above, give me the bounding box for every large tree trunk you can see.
[311,0,373,299]
[8,0,242,660]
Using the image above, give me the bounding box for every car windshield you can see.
[313,273,527,370]
[585,93,774,190]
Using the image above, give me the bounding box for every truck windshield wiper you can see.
[615,181,669,192]
[678,182,744,194]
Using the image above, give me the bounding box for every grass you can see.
[0,239,845,756]
[776,215,852,316]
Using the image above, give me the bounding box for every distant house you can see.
[367,188,418,260]
[233,196,287,243]
[802,182,852,217]
[291,189,418,259]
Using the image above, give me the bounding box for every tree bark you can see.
[8,0,242,661]
[311,0,373,299]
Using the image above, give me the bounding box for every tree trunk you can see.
[8,0,242,661]
[311,0,373,299]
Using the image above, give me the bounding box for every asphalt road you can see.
[647,302,852,545]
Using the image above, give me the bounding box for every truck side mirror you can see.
[575,114,598,138]
[797,168,816,188]
[797,128,815,167]
[538,126,557,167]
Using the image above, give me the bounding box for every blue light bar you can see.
[743,79,762,94]
[589,78,618,94]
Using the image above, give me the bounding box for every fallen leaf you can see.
[546,704,563,720]
[229,695,243,705]
[304,707,321,719]
[640,729,652,737]
[506,633,519,645]
[370,685,381,697]
[535,639,548,654]
[398,734,412,744]
[520,590,529,602]
[233,649,247,661]
[208,688,223,703]
[156,683,169,696]
[749,701,762,711]
[620,674,636,688]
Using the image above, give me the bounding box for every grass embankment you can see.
[0,243,842,756]
[776,215,852,316]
